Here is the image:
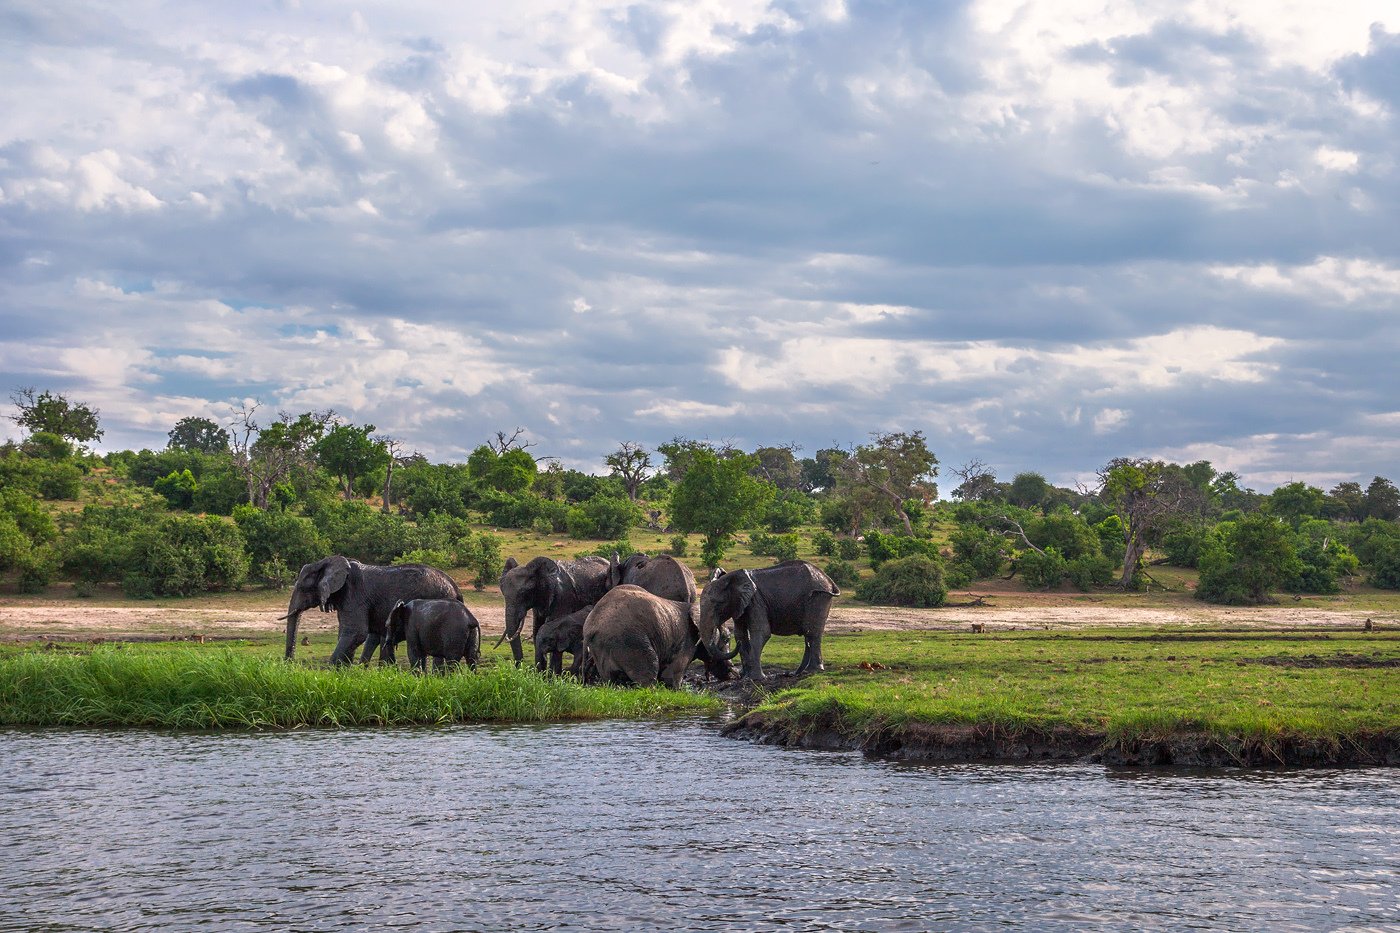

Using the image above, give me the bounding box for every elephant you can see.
[498,556,610,669]
[581,584,735,689]
[385,598,481,672]
[699,559,840,681]
[607,552,696,602]
[534,604,591,676]
[281,556,462,666]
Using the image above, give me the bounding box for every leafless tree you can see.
[605,441,653,500]
[489,427,536,456]
[375,435,410,514]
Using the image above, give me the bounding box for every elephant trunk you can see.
[284,610,302,660]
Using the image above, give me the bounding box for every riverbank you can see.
[725,628,1400,767]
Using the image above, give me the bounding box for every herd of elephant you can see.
[280,552,842,686]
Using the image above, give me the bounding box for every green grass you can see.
[0,647,721,729]
[747,628,1400,747]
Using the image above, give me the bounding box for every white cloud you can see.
[1212,256,1400,303]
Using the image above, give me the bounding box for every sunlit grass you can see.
[0,647,720,729]
[748,628,1400,745]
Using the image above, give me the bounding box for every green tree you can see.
[1362,476,1400,521]
[834,431,938,536]
[9,387,103,444]
[1097,458,1201,588]
[751,445,802,490]
[1266,481,1325,527]
[1007,472,1050,510]
[167,416,230,453]
[669,450,775,567]
[314,423,388,500]
[467,445,537,494]
[799,448,847,493]
[1324,481,1365,521]
[1196,514,1302,605]
[153,469,198,509]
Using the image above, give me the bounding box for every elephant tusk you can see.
[493,631,509,649]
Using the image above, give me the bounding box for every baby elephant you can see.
[385,598,481,672]
[535,604,591,676]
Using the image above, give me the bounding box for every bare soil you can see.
[0,593,1389,643]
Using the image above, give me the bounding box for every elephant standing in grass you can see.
[581,585,735,689]
[385,598,481,672]
[608,553,697,602]
[499,556,610,669]
[281,556,462,666]
[534,605,591,676]
[699,560,839,681]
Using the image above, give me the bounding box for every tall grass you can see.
[0,648,720,729]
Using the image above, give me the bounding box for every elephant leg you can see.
[741,611,771,681]
[329,631,365,667]
[550,650,564,677]
[433,656,446,674]
[660,652,691,690]
[796,594,834,675]
[358,631,382,666]
[509,636,525,667]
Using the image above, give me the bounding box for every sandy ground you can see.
[0,597,1389,642]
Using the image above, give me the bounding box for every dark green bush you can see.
[1093,515,1127,566]
[233,506,329,585]
[121,514,248,598]
[855,555,946,608]
[1019,547,1068,589]
[1026,509,1099,560]
[1196,514,1302,605]
[1066,553,1114,591]
[1369,538,1400,589]
[153,469,198,509]
[566,495,641,540]
[812,530,835,556]
[949,525,1004,579]
[58,504,153,583]
[1160,522,1211,568]
[308,500,417,564]
[864,530,939,569]
[763,490,817,533]
[669,534,689,558]
[835,537,860,562]
[36,460,82,499]
[823,558,860,589]
[749,531,799,562]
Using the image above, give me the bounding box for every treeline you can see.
[1,387,1398,607]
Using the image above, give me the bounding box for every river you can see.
[1,720,1396,930]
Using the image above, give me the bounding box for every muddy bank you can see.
[722,712,1400,768]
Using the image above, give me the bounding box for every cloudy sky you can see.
[2,0,1398,490]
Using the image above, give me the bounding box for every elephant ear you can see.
[503,556,519,573]
[318,556,351,611]
[386,599,410,634]
[733,570,758,616]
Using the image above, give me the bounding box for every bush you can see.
[669,534,689,558]
[819,499,854,535]
[36,460,82,500]
[836,537,860,562]
[749,531,799,562]
[855,555,946,607]
[121,514,248,598]
[864,530,939,569]
[58,504,153,583]
[153,469,198,509]
[393,548,455,569]
[1196,514,1302,605]
[16,546,57,593]
[949,525,1004,579]
[574,538,639,561]
[823,558,860,589]
[763,490,817,533]
[1026,510,1099,561]
[566,495,642,540]
[1066,553,1114,591]
[1093,515,1127,566]
[460,532,502,590]
[233,506,330,585]
[1019,547,1068,589]
[191,468,248,515]
[1369,538,1400,589]
[309,500,417,564]
[1160,522,1211,568]
[812,530,835,556]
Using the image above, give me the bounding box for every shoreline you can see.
[721,711,1400,768]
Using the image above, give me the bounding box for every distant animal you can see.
[700,560,839,681]
[970,623,984,633]
[384,598,481,673]
[281,556,462,666]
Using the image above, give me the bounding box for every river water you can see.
[1,720,1396,931]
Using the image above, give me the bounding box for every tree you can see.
[1196,514,1301,605]
[1097,458,1200,588]
[1325,481,1365,521]
[1007,472,1050,510]
[834,431,938,536]
[751,444,802,490]
[1266,481,1325,527]
[487,427,536,455]
[229,404,333,509]
[605,442,653,500]
[314,423,388,501]
[1362,476,1400,521]
[467,444,536,493]
[376,435,408,514]
[167,416,229,453]
[669,450,774,567]
[951,459,1000,502]
[799,447,846,493]
[10,387,102,444]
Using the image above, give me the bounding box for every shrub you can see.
[855,555,946,608]
[191,468,248,515]
[763,490,817,533]
[1026,510,1099,560]
[836,537,860,562]
[1196,514,1302,605]
[17,546,57,593]
[310,500,417,564]
[460,532,502,590]
[233,506,329,585]
[668,534,689,557]
[36,460,83,500]
[1369,538,1400,589]
[1093,515,1127,566]
[574,538,638,561]
[823,558,860,589]
[700,534,729,570]
[949,525,1004,579]
[566,495,642,540]
[153,469,198,509]
[530,517,553,536]
[393,548,454,569]
[812,530,835,556]
[121,514,248,598]
[749,531,799,562]
[1160,522,1211,568]
[58,504,153,583]
[864,530,939,569]
[1019,547,1068,589]
[1066,553,1114,591]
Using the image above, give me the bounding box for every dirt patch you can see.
[1242,653,1400,669]
[826,603,1390,633]
[723,712,1400,768]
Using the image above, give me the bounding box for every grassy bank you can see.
[735,628,1400,763]
[0,647,721,729]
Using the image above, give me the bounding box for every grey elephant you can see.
[581,585,735,688]
[281,556,462,666]
[608,552,696,602]
[700,560,839,681]
[498,556,610,669]
[385,598,481,672]
[534,604,591,676]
